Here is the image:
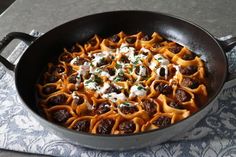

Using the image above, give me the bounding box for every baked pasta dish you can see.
[36,32,208,135]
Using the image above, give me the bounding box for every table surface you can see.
[0,0,235,156]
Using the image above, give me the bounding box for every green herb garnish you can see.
[137,86,145,90]
[94,75,102,84]
[116,63,122,69]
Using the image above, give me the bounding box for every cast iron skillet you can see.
[0,11,236,150]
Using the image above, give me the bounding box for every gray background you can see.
[0,0,235,156]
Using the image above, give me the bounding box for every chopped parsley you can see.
[84,75,102,85]
[133,56,141,65]
[90,63,94,67]
[122,102,130,106]
[94,75,102,84]
[137,86,145,90]
[116,63,122,69]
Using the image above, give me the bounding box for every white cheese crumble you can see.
[77,62,90,76]
[140,47,150,54]
[98,82,110,94]
[129,84,147,98]
[91,51,112,66]
[139,66,147,76]
[84,81,98,90]
[102,92,127,102]
[119,43,135,54]
[100,71,111,77]
[72,91,81,100]
[154,54,169,65]
[84,75,100,90]
[149,61,157,70]
[70,56,80,65]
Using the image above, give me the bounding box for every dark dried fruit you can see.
[168,101,184,109]
[42,85,57,95]
[73,119,90,132]
[72,58,87,66]
[110,34,120,43]
[74,95,84,105]
[105,84,121,94]
[47,94,67,106]
[153,43,161,48]
[71,45,81,52]
[155,83,172,95]
[119,104,138,114]
[97,58,110,67]
[115,72,128,81]
[68,74,77,84]
[46,75,59,83]
[159,67,166,77]
[120,55,130,63]
[126,37,136,44]
[88,38,97,46]
[108,45,115,49]
[51,65,65,74]
[119,121,136,133]
[142,34,151,41]
[152,116,171,128]
[96,102,111,114]
[66,65,74,76]
[179,65,198,75]
[181,77,199,89]
[142,99,157,116]
[135,66,140,75]
[60,54,73,63]
[168,45,182,54]
[52,109,71,123]
[107,68,116,76]
[56,67,65,73]
[97,119,115,134]
[182,53,196,60]
[176,89,191,102]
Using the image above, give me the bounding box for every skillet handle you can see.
[217,36,236,82]
[217,36,236,52]
[0,32,37,71]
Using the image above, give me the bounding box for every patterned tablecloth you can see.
[0,31,236,157]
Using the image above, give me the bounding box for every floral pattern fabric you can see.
[0,31,236,157]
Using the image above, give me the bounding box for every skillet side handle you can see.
[0,32,37,71]
[217,36,236,82]
[217,36,236,52]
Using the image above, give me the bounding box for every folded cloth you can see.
[0,30,236,157]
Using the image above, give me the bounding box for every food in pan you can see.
[36,31,208,135]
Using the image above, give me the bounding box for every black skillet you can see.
[0,11,236,150]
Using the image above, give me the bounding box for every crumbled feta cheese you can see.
[102,92,127,102]
[98,82,110,94]
[140,47,150,53]
[84,81,98,90]
[100,71,111,77]
[149,61,157,70]
[139,66,147,76]
[77,62,90,76]
[154,54,169,65]
[119,43,135,55]
[70,56,80,65]
[72,91,80,100]
[91,51,112,66]
[129,85,147,98]
[84,75,100,90]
